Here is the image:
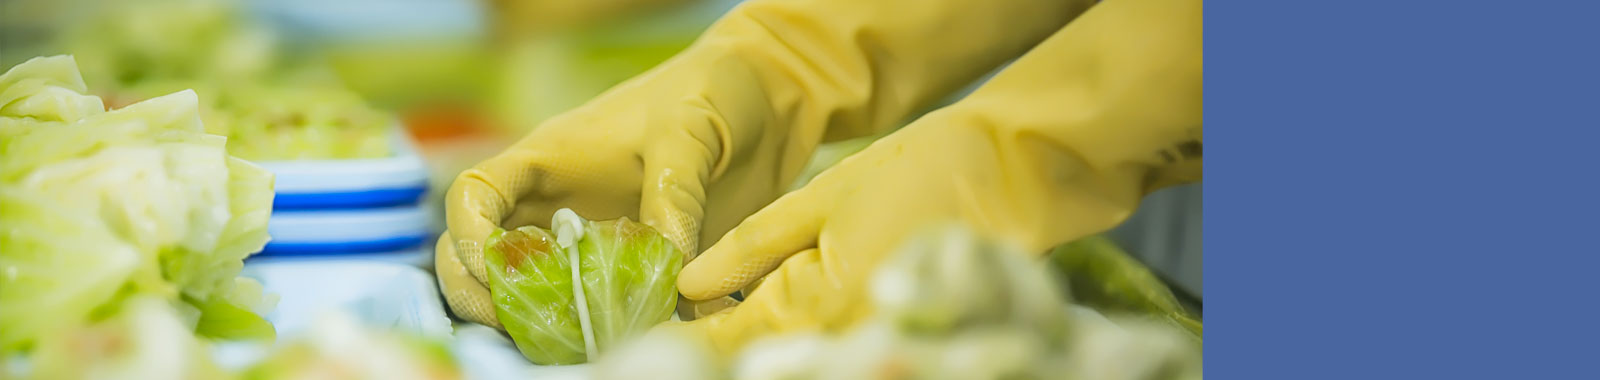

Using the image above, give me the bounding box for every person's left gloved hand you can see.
[673,0,1204,353]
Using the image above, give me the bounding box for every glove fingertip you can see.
[676,257,730,300]
[639,147,713,258]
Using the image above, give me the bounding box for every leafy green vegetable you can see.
[485,209,684,364]
[0,55,275,356]
[1048,235,1202,341]
[191,292,277,343]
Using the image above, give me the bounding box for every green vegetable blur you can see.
[55,0,394,161]
[241,315,463,380]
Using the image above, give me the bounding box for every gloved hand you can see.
[673,0,1204,353]
[439,0,1092,327]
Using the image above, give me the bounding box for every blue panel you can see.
[273,185,427,210]
[256,234,429,256]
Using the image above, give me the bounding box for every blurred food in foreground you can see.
[1,56,275,369]
[594,226,1201,380]
[53,0,395,161]
[21,304,461,380]
[241,315,462,380]
[484,209,684,364]
[23,297,236,380]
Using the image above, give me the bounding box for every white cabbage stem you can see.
[552,208,600,359]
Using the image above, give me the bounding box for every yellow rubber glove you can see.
[439,0,1095,327]
[674,0,1203,353]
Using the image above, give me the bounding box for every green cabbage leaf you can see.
[484,209,683,364]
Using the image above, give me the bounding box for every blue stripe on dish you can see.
[273,185,427,210]
[256,234,430,256]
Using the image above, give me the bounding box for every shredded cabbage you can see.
[484,208,683,365]
[0,55,276,356]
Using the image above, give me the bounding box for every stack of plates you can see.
[251,132,434,267]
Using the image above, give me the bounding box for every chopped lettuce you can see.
[0,56,275,357]
[485,209,684,364]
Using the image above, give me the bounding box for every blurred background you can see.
[0,0,1199,303]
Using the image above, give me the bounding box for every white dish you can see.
[256,130,430,210]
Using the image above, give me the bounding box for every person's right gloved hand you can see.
[437,0,1094,328]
